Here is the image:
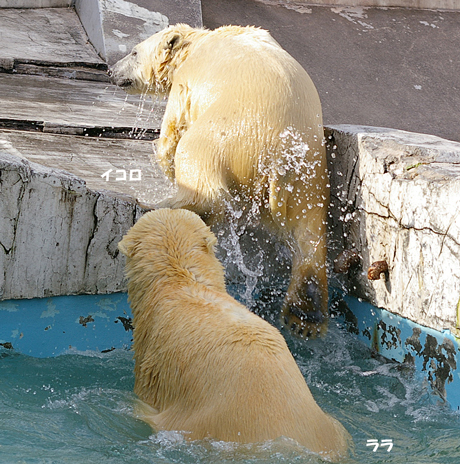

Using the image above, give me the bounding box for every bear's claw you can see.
[282,311,327,338]
[286,306,325,324]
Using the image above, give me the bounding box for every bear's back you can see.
[136,286,348,458]
[173,26,320,125]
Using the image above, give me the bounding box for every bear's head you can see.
[118,208,226,292]
[108,24,196,96]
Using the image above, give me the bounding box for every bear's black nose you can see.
[107,68,113,77]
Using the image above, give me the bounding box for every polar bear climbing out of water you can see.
[118,208,350,460]
[109,24,330,337]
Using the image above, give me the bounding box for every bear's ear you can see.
[160,29,187,60]
[165,33,182,51]
[154,27,191,86]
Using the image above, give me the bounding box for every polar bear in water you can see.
[118,208,350,460]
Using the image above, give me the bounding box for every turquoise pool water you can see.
[1,320,459,463]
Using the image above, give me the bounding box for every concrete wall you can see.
[75,0,202,64]
[0,150,146,300]
[327,125,460,336]
[74,0,106,62]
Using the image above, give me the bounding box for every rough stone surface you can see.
[0,149,148,300]
[326,124,460,334]
[0,73,164,134]
[76,0,203,65]
[0,129,174,206]
[0,8,103,67]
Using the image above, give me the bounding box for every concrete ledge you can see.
[0,150,147,300]
[0,124,173,302]
[326,124,460,336]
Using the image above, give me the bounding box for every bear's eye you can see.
[132,50,138,57]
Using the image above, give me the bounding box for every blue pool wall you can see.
[332,291,459,411]
[0,293,133,357]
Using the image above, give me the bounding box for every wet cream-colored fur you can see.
[118,209,349,460]
[110,24,330,337]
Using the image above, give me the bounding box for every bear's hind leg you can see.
[281,262,328,338]
[281,221,329,338]
[159,129,232,220]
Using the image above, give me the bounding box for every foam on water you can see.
[1,320,459,464]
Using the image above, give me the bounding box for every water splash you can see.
[217,126,326,310]
[96,81,165,139]
[218,198,265,306]
[128,83,165,139]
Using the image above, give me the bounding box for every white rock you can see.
[0,150,146,300]
[327,125,460,334]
